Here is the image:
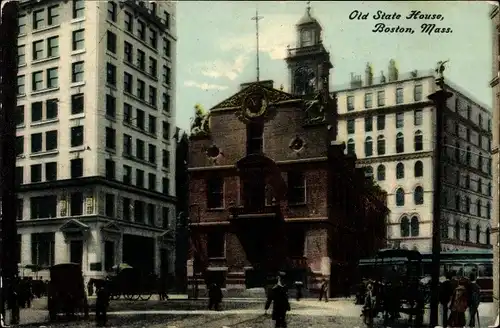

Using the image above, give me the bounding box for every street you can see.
[4,297,497,328]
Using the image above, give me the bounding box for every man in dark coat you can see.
[95,280,110,327]
[439,271,455,327]
[208,283,223,311]
[265,273,291,328]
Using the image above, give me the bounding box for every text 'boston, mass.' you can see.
[348,10,453,35]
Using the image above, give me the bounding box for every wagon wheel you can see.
[140,292,152,301]
[110,291,121,300]
[124,292,135,300]
[131,292,141,301]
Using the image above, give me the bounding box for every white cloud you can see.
[183,80,229,91]
[197,54,249,81]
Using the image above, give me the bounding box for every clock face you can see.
[243,91,268,118]
[294,66,316,95]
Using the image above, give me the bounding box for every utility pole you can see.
[427,61,452,328]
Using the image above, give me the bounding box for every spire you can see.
[251,9,263,82]
[297,1,319,26]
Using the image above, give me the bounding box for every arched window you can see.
[478,153,483,170]
[414,161,423,177]
[396,188,405,206]
[414,130,423,151]
[347,139,355,155]
[414,186,424,205]
[396,132,404,153]
[410,216,419,236]
[364,137,373,157]
[476,199,482,217]
[377,165,386,181]
[396,162,405,179]
[465,222,470,242]
[476,225,481,243]
[377,135,385,155]
[454,141,460,162]
[364,166,373,178]
[486,228,491,245]
[400,216,410,237]
[455,222,460,240]
[466,147,471,165]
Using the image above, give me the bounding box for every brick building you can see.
[187,6,388,295]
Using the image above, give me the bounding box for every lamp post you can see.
[188,204,201,299]
[427,61,452,328]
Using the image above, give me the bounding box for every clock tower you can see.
[285,3,333,96]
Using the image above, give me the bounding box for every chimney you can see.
[365,62,373,86]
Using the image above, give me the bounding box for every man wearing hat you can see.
[265,272,291,328]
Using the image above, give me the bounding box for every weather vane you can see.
[251,9,263,82]
[307,1,311,13]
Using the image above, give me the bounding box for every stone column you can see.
[20,234,31,268]
[54,231,67,264]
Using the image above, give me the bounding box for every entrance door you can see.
[70,240,83,265]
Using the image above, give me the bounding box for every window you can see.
[466,147,471,165]
[477,200,482,217]
[124,42,133,63]
[72,29,84,51]
[410,216,420,236]
[149,57,157,77]
[137,20,146,40]
[287,172,306,204]
[17,45,25,66]
[45,162,57,181]
[149,86,157,106]
[124,72,133,93]
[73,0,85,19]
[377,90,385,106]
[207,178,224,208]
[71,94,84,114]
[147,204,156,224]
[107,1,117,21]
[162,207,170,229]
[105,127,116,149]
[31,164,42,182]
[396,87,403,104]
[396,162,404,179]
[71,126,84,147]
[148,115,157,135]
[135,169,144,188]
[414,109,422,126]
[164,11,171,28]
[478,154,483,170]
[162,177,169,195]
[207,231,225,258]
[162,121,170,140]
[148,144,156,164]
[106,94,116,118]
[400,216,409,237]
[16,105,25,126]
[32,71,43,91]
[105,194,115,217]
[486,228,491,245]
[414,130,423,151]
[148,173,156,191]
[414,161,423,177]
[47,67,58,88]
[31,102,43,122]
[47,36,59,57]
[376,115,385,130]
[107,31,116,53]
[137,50,145,70]
[15,167,24,185]
[162,150,170,168]
[46,99,58,119]
[377,135,385,155]
[32,40,44,61]
[488,182,492,196]
[396,188,405,206]
[364,116,373,132]
[347,119,355,134]
[162,93,170,112]
[31,133,42,153]
[123,165,132,184]
[396,112,404,128]
[136,110,145,130]
[414,186,424,205]
[137,79,145,100]
[70,158,83,178]
[347,139,355,155]
[347,95,354,111]
[122,197,131,220]
[18,15,27,35]
[364,166,373,179]
[123,103,132,124]
[136,139,145,160]
[364,93,372,108]
[364,137,373,157]
[106,63,116,85]
[105,159,115,180]
[455,194,461,210]
[376,165,385,181]
[31,233,55,267]
[45,130,58,151]
[124,12,133,32]
[16,136,24,156]
[455,222,461,240]
[476,225,481,243]
[396,132,404,153]
[71,61,84,83]
[70,192,83,216]
[246,123,264,154]
[16,199,23,220]
[48,5,59,25]
[33,9,45,30]
[17,75,25,95]
[414,85,422,101]
[149,28,158,48]
[163,38,171,58]
[30,196,57,219]
[123,134,132,156]
[465,197,471,212]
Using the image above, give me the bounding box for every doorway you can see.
[70,240,83,265]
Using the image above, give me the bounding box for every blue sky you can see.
[175,1,493,131]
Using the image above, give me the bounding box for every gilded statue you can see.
[435,60,449,79]
[190,104,210,136]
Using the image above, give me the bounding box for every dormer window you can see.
[246,122,264,155]
[300,30,313,47]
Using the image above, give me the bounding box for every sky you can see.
[175,1,493,131]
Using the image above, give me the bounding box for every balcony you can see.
[228,204,281,220]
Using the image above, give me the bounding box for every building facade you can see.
[489,2,500,317]
[187,7,387,294]
[336,62,493,252]
[14,0,177,282]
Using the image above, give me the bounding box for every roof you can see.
[296,7,320,27]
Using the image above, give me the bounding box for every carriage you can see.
[105,264,158,301]
[361,249,426,327]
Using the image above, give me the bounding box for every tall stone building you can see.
[186,6,388,295]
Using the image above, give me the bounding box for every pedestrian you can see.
[448,277,469,328]
[208,283,223,311]
[95,280,110,327]
[265,272,291,328]
[7,278,20,325]
[294,280,303,301]
[467,273,481,327]
[318,278,328,302]
[439,271,455,327]
[361,283,375,326]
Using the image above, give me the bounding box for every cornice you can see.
[355,151,433,165]
[338,101,433,120]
